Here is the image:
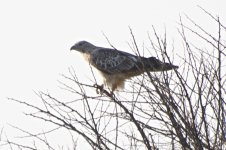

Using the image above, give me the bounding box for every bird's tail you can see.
[143,57,178,72]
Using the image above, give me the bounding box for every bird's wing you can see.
[90,48,138,74]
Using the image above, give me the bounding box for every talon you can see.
[96,88,99,94]
[94,84,104,95]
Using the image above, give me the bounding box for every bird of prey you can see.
[70,41,178,91]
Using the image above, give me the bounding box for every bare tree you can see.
[1,8,225,150]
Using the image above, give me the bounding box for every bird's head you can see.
[70,41,96,53]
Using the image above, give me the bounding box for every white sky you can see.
[0,0,225,149]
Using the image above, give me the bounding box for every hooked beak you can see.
[70,45,75,51]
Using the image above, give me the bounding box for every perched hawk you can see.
[70,41,178,91]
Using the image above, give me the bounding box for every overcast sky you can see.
[0,0,225,149]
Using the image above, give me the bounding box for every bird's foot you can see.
[94,84,104,95]
[94,84,116,98]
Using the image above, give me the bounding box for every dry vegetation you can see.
[1,8,225,150]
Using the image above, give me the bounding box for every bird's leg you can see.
[94,84,116,98]
[111,84,117,92]
[94,84,104,95]
[109,85,117,97]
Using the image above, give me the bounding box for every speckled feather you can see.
[71,41,178,91]
[90,48,138,74]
